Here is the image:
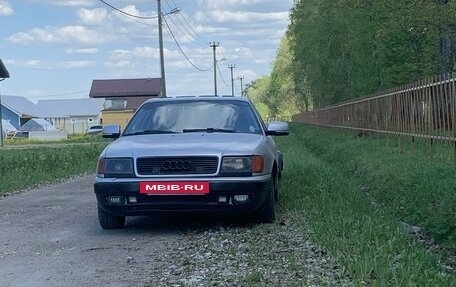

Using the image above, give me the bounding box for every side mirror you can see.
[266,121,289,136]
[102,125,121,139]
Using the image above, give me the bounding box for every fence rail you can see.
[292,73,456,162]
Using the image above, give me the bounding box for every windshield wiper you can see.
[183,128,237,133]
[123,130,179,136]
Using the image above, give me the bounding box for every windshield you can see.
[123,100,262,136]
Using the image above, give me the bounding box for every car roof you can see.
[143,96,252,105]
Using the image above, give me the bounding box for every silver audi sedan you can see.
[94,96,289,229]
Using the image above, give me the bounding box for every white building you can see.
[37,98,104,134]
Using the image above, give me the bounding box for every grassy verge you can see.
[276,123,455,286]
[0,143,106,195]
[4,134,109,146]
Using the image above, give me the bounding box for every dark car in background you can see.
[94,96,289,229]
[86,125,103,135]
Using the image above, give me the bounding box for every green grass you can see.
[276,123,456,286]
[0,143,106,195]
[4,134,109,146]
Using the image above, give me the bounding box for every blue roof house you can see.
[0,95,45,129]
[1,96,105,134]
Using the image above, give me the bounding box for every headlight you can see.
[97,158,134,178]
[221,155,264,174]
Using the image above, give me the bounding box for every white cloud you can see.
[9,25,112,45]
[76,8,108,25]
[25,60,42,67]
[66,48,99,54]
[0,1,13,16]
[109,47,160,60]
[234,47,253,58]
[39,0,96,7]
[58,61,95,69]
[8,32,32,43]
[207,10,289,24]
[190,20,230,34]
[104,60,135,68]
[197,0,265,10]
[108,4,157,24]
[7,59,52,69]
[237,69,258,80]
[3,59,15,65]
[254,58,270,65]
[132,47,159,58]
[9,59,95,69]
[119,5,149,17]
[168,60,194,69]
[109,49,132,60]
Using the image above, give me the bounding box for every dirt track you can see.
[0,175,347,287]
[0,175,177,287]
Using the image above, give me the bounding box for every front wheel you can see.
[273,170,279,203]
[256,180,275,223]
[97,206,126,229]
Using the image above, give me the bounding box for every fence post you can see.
[445,73,451,138]
[410,81,416,155]
[452,74,456,165]
[430,76,436,160]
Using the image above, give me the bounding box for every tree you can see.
[286,0,444,110]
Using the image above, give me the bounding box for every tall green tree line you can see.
[250,0,456,120]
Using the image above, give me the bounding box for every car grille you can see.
[136,156,219,175]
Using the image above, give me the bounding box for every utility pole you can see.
[157,0,166,97]
[238,76,244,97]
[228,64,235,97]
[210,41,219,96]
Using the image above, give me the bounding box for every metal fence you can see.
[292,73,456,162]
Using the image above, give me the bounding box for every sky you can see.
[0,0,293,102]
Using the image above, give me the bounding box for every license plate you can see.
[139,182,210,195]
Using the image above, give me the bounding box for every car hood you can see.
[102,133,265,158]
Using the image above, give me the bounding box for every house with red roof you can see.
[89,78,161,129]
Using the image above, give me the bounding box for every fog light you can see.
[108,196,124,205]
[234,195,249,202]
[218,196,228,203]
[129,196,137,204]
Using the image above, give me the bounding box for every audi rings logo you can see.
[162,160,192,170]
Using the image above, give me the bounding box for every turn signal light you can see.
[252,155,264,173]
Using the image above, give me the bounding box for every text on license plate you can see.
[139,182,210,195]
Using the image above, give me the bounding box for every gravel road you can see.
[0,175,349,287]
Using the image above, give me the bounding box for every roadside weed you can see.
[276,123,455,286]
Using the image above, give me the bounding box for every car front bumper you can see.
[94,176,272,217]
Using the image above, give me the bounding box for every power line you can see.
[233,68,241,94]
[217,62,230,88]
[39,90,89,98]
[234,82,240,94]
[162,17,212,72]
[98,0,158,19]
[163,0,206,45]
[4,90,90,99]
[170,0,207,44]
[162,1,204,45]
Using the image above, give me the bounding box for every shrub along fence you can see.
[292,73,456,163]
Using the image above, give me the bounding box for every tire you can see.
[256,179,276,223]
[97,206,126,229]
[277,151,284,179]
[273,169,279,203]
